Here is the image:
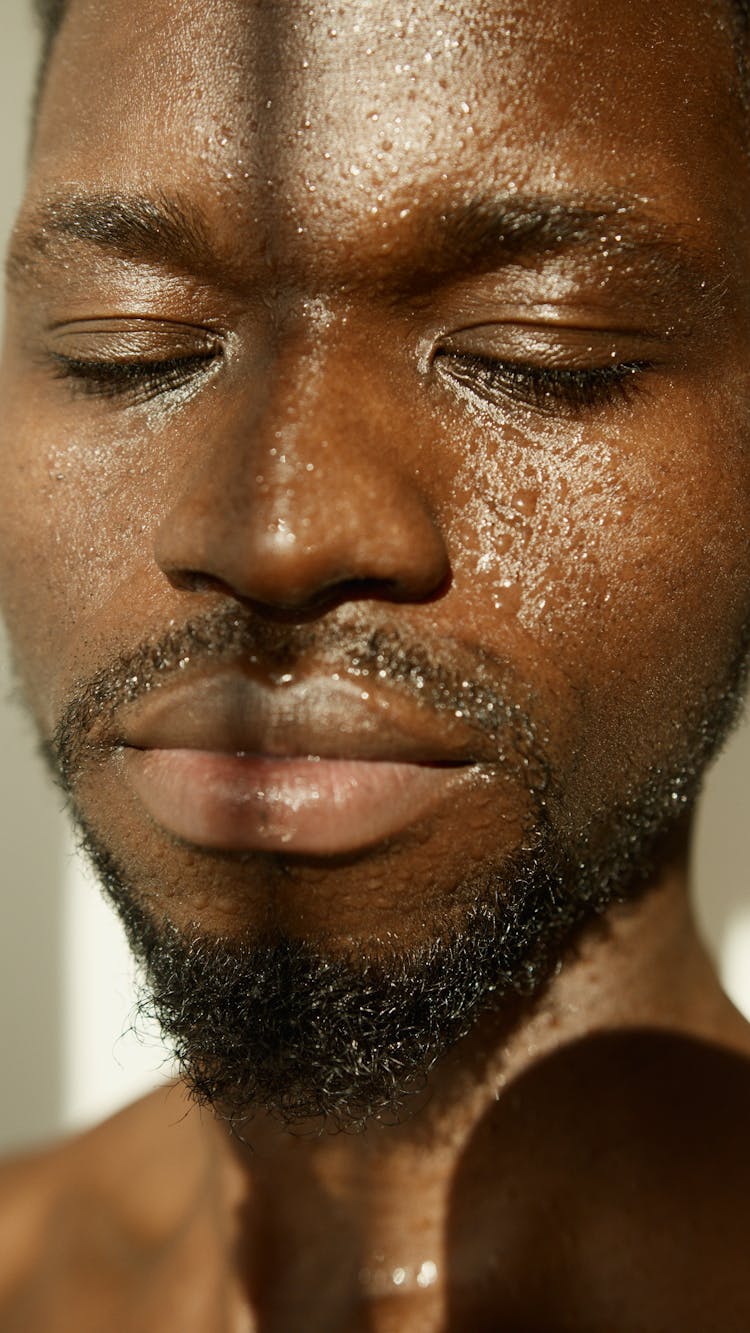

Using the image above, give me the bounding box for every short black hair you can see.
[34,0,67,69]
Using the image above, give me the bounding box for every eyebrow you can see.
[396,194,711,294]
[6,191,219,286]
[5,186,711,296]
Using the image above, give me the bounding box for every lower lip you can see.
[122,750,472,855]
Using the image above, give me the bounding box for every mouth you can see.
[114,669,488,856]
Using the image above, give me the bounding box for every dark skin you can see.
[2,0,750,1327]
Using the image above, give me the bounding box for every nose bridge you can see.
[236,336,384,556]
[254,320,368,494]
[154,329,450,613]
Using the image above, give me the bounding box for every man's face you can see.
[2,0,750,1123]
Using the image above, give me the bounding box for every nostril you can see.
[157,565,453,623]
[163,569,228,596]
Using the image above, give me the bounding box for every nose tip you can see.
[154,433,451,620]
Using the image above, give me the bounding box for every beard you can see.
[46,607,750,1134]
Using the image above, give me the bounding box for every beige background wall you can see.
[0,4,66,1154]
[1,3,749,1157]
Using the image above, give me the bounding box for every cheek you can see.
[563,409,750,695]
[442,395,750,774]
[0,380,163,722]
[443,411,626,646]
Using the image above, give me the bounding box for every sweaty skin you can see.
[2,0,750,1328]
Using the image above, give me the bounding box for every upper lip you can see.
[112,667,489,765]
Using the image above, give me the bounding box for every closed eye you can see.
[49,351,220,404]
[434,350,653,416]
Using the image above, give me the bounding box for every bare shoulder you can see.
[0,1082,211,1332]
[0,1138,66,1314]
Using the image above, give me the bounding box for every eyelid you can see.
[46,317,223,362]
[434,319,663,369]
[38,316,226,406]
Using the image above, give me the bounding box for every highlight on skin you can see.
[29,0,750,87]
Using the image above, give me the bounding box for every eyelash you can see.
[49,347,651,416]
[435,351,652,414]
[50,352,218,403]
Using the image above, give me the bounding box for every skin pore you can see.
[3,0,750,1328]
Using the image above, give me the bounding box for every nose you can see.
[154,341,450,618]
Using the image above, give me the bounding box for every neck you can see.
[202,817,746,1324]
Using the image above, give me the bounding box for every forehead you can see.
[26,0,745,272]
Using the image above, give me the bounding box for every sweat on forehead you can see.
[32,0,750,74]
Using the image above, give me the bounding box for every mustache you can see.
[48,604,546,789]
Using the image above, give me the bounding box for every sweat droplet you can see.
[511,489,538,518]
[493,580,521,615]
[417,1261,438,1288]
